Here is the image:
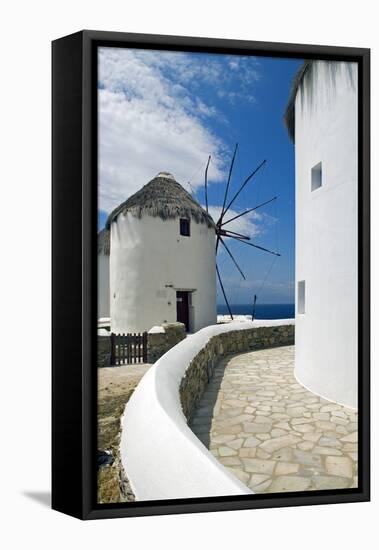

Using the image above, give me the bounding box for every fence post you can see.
[126,333,130,364]
[110,332,148,365]
[110,333,115,366]
[143,332,148,363]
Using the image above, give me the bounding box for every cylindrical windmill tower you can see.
[285,61,358,408]
[107,172,217,334]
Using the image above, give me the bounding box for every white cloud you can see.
[217,89,256,104]
[98,47,261,214]
[207,205,262,238]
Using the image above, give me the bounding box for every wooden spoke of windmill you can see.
[204,145,281,320]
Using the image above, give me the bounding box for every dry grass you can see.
[97,364,151,503]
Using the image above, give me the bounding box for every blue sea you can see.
[217,303,295,320]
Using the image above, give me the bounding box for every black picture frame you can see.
[52,30,370,520]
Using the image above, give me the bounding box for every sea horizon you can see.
[217,303,295,320]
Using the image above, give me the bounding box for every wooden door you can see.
[176,291,189,331]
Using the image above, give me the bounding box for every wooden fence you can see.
[110,332,148,365]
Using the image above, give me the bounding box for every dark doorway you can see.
[176,291,190,331]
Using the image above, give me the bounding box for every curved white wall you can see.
[295,62,358,408]
[110,212,216,334]
[120,319,294,501]
[98,252,110,320]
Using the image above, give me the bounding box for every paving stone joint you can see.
[187,343,357,494]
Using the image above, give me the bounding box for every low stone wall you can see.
[97,322,186,367]
[120,321,259,500]
[180,324,295,421]
[98,335,111,368]
[147,322,186,363]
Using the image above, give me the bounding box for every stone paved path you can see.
[190,346,358,493]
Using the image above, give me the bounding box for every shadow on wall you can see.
[189,355,229,449]
[180,324,295,421]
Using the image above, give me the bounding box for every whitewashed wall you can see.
[97,252,110,320]
[110,213,216,334]
[295,62,358,408]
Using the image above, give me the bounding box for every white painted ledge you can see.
[148,325,166,334]
[120,319,294,501]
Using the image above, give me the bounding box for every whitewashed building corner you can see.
[285,60,358,408]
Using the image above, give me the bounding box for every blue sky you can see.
[98,48,303,305]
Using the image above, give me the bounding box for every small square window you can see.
[311,162,322,191]
[180,218,190,237]
[298,280,305,314]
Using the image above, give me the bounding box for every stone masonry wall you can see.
[179,324,294,421]
[97,322,186,367]
[147,322,186,363]
[98,335,111,368]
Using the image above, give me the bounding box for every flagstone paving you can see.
[189,346,358,493]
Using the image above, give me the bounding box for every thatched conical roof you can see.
[105,172,215,229]
[98,227,110,255]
